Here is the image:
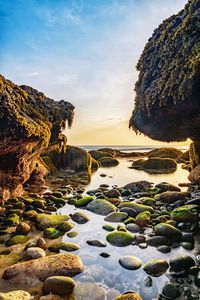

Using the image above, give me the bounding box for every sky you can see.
[0,0,189,146]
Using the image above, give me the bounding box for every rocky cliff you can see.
[0,75,75,199]
[129,0,200,142]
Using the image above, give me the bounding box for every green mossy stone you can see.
[106,230,134,247]
[135,211,151,227]
[49,242,80,252]
[43,228,64,239]
[8,209,23,216]
[98,157,119,167]
[104,212,128,222]
[75,196,94,207]
[154,223,182,242]
[52,191,64,198]
[6,235,29,246]
[143,259,169,277]
[102,224,115,232]
[23,210,37,221]
[16,222,30,235]
[171,205,199,222]
[57,221,74,232]
[5,214,20,226]
[118,202,154,214]
[139,197,156,206]
[123,217,135,225]
[36,213,70,229]
[43,275,76,295]
[86,199,117,216]
[67,231,78,238]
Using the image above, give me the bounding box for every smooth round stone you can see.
[154,223,182,242]
[39,294,63,300]
[120,207,137,217]
[140,276,158,300]
[157,245,171,253]
[86,199,117,216]
[106,189,121,198]
[106,231,134,247]
[104,212,128,222]
[182,233,194,244]
[162,283,181,299]
[71,282,105,300]
[102,224,115,232]
[147,236,172,247]
[26,247,46,259]
[99,252,110,258]
[43,276,76,295]
[169,255,196,272]
[119,255,142,270]
[126,223,143,233]
[16,222,30,235]
[181,242,194,250]
[143,259,169,277]
[70,212,89,224]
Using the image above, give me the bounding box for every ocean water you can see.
[84,145,190,191]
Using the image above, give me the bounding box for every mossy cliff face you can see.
[129,0,200,142]
[0,75,74,199]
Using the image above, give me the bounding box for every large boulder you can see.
[148,148,182,159]
[131,157,177,174]
[129,0,200,143]
[0,75,74,200]
[2,254,83,292]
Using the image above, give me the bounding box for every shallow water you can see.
[87,157,190,191]
[58,157,193,300]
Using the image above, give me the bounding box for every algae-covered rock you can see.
[36,213,70,229]
[169,255,196,272]
[119,202,154,214]
[86,199,117,215]
[43,276,76,295]
[154,223,182,242]
[70,212,89,224]
[143,259,169,277]
[75,196,94,207]
[104,212,128,222]
[57,221,74,232]
[98,157,119,167]
[49,242,80,252]
[148,148,182,159]
[106,230,134,247]
[131,158,177,174]
[16,222,31,235]
[171,205,199,222]
[43,228,63,239]
[6,235,29,246]
[129,1,200,143]
[89,150,114,160]
[135,211,151,227]
[155,191,190,203]
[0,75,74,200]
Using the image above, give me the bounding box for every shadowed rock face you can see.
[129,0,200,142]
[0,75,74,199]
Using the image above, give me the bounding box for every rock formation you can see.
[130,0,200,142]
[129,0,200,182]
[0,75,75,199]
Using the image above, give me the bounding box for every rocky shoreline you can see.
[0,145,199,299]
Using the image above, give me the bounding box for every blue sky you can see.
[0,0,188,145]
